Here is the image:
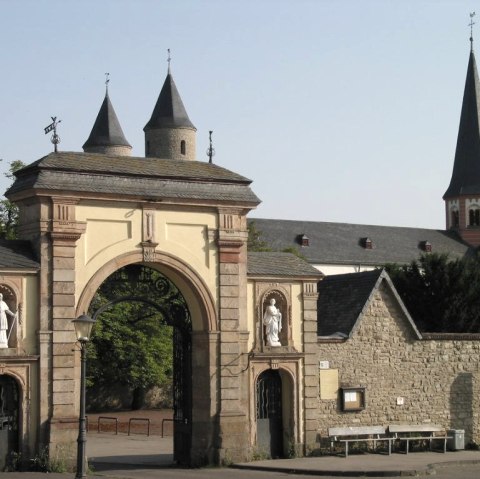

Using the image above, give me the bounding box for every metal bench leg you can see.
[345,442,349,458]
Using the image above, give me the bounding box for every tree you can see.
[86,265,189,410]
[0,160,26,239]
[385,253,480,333]
[247,221,272,252]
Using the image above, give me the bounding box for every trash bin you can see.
[447,429,465,450]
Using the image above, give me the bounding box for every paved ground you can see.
[2,426,480,478]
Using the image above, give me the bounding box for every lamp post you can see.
[72,314,96,479]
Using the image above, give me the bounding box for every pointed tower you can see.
[144,67,196,160]
[83,90,132,156]
[444,38,480,246]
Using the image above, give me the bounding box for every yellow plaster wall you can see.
[291,283,303,349]
[23,275,39,353]
[75,202,218,308]
[246,281,255,351]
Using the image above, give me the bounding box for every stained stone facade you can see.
[316,273,480,447]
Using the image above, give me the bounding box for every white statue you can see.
[263,298,282,347]
[0,293,16,349]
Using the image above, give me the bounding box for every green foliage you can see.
[87,265,189,409]
[385,252,480,332]
[0,160,26,239]
[247,221,272,252]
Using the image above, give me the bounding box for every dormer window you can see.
[361,237,373,249]
[301,234,309,247]
[180,140,186,155]
[420,241,432,253]
[469,206,480,226]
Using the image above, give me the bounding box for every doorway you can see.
[256,369,283,458]
[0,375,19,470]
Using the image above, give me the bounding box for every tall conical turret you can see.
[83,91,132,156]
[444,38,480,245]
[144,68,196,160]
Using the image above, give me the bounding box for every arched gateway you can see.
[2,68,322,467]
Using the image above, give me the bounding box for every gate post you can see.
[47,198,86,465]
[215,211,250,463]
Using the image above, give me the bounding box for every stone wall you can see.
[315,283,480,448]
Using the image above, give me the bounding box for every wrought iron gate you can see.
[0,375,19,471]
[256,369,283,458]
[90,264,193,465]
[173,326,192,464]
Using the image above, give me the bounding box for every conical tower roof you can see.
[83,92,131,150]
[144,72,196,131]
[444,48,480,197]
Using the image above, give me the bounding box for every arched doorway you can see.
[256,369,283,458]
[0,375,19,470]
[86,264,192,465]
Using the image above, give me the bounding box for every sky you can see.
[0,0,477,229]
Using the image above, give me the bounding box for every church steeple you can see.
[83,86,132,156]
[144,55,196,160]
[444,25,480,245]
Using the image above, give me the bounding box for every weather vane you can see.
[167,48,171,73]
[105,72,110,92]
[44,116,61,153]
[470,12,476,49]
[206,130,215,164]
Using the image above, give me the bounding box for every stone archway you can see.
[76,252,218,466]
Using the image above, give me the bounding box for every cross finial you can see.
[167,49,171,73]
[105,72,110,93]
[470,12,476,50]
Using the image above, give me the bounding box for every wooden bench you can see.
[388,425,451,454]
[328,426,394,457]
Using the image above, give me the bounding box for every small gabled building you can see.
[315,269,480,446]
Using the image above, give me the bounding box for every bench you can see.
[388,425,451,454]
[328,426,395,457]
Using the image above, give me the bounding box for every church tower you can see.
[444,35,480,246]
[83,86,132,156]
[143,63,196,160]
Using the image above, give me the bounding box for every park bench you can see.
[328,426,394,457]
[388,425,451,454]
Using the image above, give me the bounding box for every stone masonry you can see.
[315,283,480,447]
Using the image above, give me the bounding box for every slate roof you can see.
[144,72,196,131]
[317,269,421,339]
[444,49,480,197]
[247,252,323,278]
[6,152,260,205]
[83,92,131,150]
[248,218,470,267]
[0,240,39,269]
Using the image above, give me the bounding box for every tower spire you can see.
[83,76,132,156]
[143,58,197,160]
[470,12,476,51]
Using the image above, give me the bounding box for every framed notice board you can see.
[340,387,365,412]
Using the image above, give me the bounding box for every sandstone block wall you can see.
[315,284,480,447]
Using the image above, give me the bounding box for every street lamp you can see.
[72,314,96,479]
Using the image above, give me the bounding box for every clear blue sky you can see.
[0,0,477,229]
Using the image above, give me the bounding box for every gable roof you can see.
[6,152,260,206]
[83,93,131,150]
[444,49,480,197]
[249,218,470,267]
[0,240,39,270]
[247,252,323,278]
[317,269,421,339]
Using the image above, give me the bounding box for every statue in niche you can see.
[263,298,282,347]
[0,293,16,349]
